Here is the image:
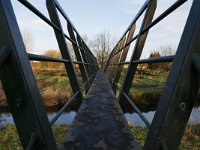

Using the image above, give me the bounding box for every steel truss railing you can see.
[0,0,98,149]
[104,0,200,149]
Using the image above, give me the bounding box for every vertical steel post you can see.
[145,0,200,149]
[82,42,93,81]
[104,50,115,73]
[67,22,89,92]
[0,0,56,149]
[46,0,83,110]
[107,43,121,81]
[85,45,96,78]
[112,24,136,93]
[76,36,93,86]
[109,36,126,83]
[118,0,157,111]
[106,54,116,80]
[85,49,94,75]
[105,50,115,77]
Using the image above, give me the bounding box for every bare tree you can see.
[159,45,176,56]
[22,31,34,52]
[82,34,89,45]
[89,31,116,69]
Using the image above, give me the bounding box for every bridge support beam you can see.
[47,0,83,110]
[0,0,57,149]
[144,0,200,149]
[60,71,139,150]
[118,0,157,112]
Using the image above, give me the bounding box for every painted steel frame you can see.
[105,0,200,149]
[0,0,98,149]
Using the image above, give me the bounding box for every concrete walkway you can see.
[60,71,139,150]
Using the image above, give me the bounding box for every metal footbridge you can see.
[0,0,200,149]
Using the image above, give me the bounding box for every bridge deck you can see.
[60,71,139,150]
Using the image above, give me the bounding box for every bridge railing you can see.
[0,0,98,149]
[105,0,200,149]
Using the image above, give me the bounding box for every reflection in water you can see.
[125,111,155,127]
[0,112,76,128]
[48,112,76,125]
[0,108,199,128]
[125,108,200,127]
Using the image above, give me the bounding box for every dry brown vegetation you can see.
[0,50,78,112]
[0,84,7,111]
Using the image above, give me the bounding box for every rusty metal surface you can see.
[60,71,139,150]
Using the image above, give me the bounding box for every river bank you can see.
[0,123,199,149]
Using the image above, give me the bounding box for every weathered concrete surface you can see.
[60,71,139,150]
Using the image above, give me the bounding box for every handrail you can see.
[106,0,150,61]
[105,55,174,66]
[111,0,188,57]
[23,0,99,127]
[104,0,200,149]
[0,0,98,149]
[18,0,87,52]
[0,0,199,149]
[28,53,70,63]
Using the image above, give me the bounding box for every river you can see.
[0,108,199,128]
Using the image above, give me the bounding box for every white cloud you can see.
[10,0,193,55]
[122,0,193,59]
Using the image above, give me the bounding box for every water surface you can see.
[1,108,199,128]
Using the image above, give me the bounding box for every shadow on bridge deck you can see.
[60,70,139,150]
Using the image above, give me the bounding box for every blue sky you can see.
[11,0,192,59]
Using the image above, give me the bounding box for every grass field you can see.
[0,125,69,150]
[0,67,83,111]
[129,124,200,149]
[0,67,200,149]
[1,67,199,112]
[115,70,169,112]
[0,124,199,150]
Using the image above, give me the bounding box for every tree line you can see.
[23,31,175,70]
